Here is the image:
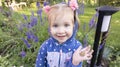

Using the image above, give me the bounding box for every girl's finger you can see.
[81,45,90,52]
[86,55,92,60]
[88,50,94,56]
[76,46,82,52]
[86,45,91,53]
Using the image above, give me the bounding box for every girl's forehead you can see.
[48,4,74,25]
[55,14,73,22]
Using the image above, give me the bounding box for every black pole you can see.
[90,6,119,67]
[96,32,108,66]
[90,11,104,67]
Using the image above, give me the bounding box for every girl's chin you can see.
[58,40,66,44]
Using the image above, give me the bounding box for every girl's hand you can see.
[72,45,94,65]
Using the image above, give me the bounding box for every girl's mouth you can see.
[57,36,66,39]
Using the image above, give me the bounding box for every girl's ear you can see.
[43,5,51,14]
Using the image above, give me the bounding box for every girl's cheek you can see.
[50,28,56,33]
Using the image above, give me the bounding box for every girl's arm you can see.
[35,42,47,67]
[66,58,82,67]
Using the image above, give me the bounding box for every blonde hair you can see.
[47,3,80,28]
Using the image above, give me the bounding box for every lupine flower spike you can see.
[20,50,26,58]
[43,1,49,6]
[89,12,99,29]
[22,38,31,48]
[36,2,40,9]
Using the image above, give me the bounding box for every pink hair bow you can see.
[69,0,79,11]
[43,5,51,14]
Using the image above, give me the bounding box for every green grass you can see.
[108,11,120,48]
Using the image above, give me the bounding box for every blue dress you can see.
[35,21,83,67]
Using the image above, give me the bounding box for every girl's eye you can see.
[53,24,58,27]
[65,24,70,27]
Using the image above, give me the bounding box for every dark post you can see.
[90,6,120,67]
[96,32,108,66]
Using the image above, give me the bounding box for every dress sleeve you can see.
[35,42,47,67]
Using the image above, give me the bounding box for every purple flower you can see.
[76,9,81,15]
[37,9,42,15]
[82,22,86,31]
[95,12,99,17]
[22,14,27,20]
[83,35,88,47]
[36,2,40,8]
[89,17,95,28]
[30,32,39,42]
[81,3,84,14]
[68,0,70,6]
[22,38,31,48]
[26,31,32,40]
[89,12,98,28]
[20,51,26,58]
[78,3,84,15]
[40,14,43,25]
[99,43,104,50]
[27,22,32,28]
[26,31,39,42]
[43,2,49,6]
[32,34,39,42]
[29,16,38,27]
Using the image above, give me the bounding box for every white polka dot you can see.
[50,44,52,47]
[44,61,46,63]
[73,49,76,51]
[46,42,48,44]
[39,64,42,66]
[71,40,72,41]
[37,58,38,61]
[40,58,42,60]
[41,52,43,54]
[68,49,71,51]
[55,42,59,45]
[38,52,40,55]
[54,49,56,51]
[77,41,79,44]
[42,48,45,50]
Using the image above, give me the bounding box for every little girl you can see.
[35,0,93,67]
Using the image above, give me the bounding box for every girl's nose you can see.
[58,27,65,34]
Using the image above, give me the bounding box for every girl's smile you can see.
[56,34,67,41]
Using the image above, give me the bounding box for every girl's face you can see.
[50,15,74,44]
